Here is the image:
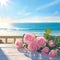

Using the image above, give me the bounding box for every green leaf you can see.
[56,36,60,43]
[44,33,49,39]
[45,28,51,35]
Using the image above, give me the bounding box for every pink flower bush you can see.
[36,37,47,49]
[15,33,59,58]
[28,42,38,52]
[49,50,58,57]
[24,33,35,44]
[15,40,23,48]
[49,40,55,47]
[41,47,49,54]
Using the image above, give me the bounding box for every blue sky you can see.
[0,0,60,23]
[0,0,60,35]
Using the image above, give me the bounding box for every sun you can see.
[0,0,9,7]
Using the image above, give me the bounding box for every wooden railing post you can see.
[14,38,16,43]
[5,37,7,43]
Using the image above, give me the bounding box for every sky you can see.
[0,0,60,23]
[0,0,60,35]
[0,0,60,27]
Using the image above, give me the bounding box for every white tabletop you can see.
[0,44,31,60]
[0,44,60,60]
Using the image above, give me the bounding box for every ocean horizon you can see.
[0,23,60,36]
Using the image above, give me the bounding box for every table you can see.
[0,44,31,60]
[0,44,60,60]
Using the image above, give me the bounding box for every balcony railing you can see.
[0,36,23,44]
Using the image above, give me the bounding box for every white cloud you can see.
[36,0,60,10]
[17,16,60,23]
[0,16,60,23]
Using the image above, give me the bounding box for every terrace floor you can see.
[0,44,31,60]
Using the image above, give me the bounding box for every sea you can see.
[0,23,60,36]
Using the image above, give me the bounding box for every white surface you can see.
[0,44,31,60]
[0,44,60,60]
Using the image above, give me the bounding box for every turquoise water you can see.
[13,23,60,32]
[12,23,60,36]
[0,23,60,36]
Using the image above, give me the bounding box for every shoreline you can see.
[0,31,60,36]
[0,29,60,36]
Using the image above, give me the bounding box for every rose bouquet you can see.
[15,33,60,59]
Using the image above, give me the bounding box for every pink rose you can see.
[49,50,58,57]
[24,33,35,44]
[28,42,38,52]
[49,40,55,47]
[41,47,49,54]
[15,40,23,48]
[36,37,47,49]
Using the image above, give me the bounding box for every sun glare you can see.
[0,0,9,7]
[0,23,12,28]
